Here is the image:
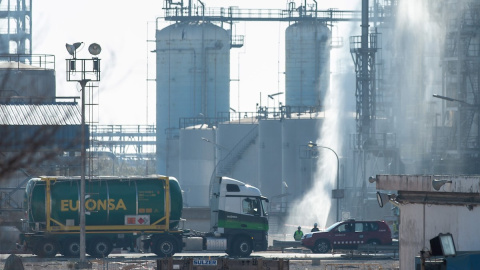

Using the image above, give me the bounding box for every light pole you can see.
[307,141,341,222]
[268,92,284,111]
[66,42,101,267]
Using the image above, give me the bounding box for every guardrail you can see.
[357,244,399,258]
[272,240,303,253]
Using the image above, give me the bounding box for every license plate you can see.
[193,260,218,265]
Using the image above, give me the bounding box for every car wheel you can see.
[36,238,58,258]
[233,237,252,257]
[88,238,112,258]
[314,240,330,253]
[62,238,80,257]
[153,237,177,257]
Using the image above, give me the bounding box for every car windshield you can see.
[324,221,343,232]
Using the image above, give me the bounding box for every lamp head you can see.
[432,179,453,191]
[376,192,398,208]
[88,43,102,55]
[307,141,317,148]
[430,233,456,257]
[66,42,83,57]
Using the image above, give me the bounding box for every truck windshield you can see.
[242,197,267,216]
[260,199,268,216]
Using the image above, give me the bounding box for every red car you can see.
[301,219,392,253]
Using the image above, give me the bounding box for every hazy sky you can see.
[33,0,359,125]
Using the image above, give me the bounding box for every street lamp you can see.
[66,42,101,268]
[268,92,284,100]
[267,92,284,110]
[307,141,341,222]
[432,94,472,106]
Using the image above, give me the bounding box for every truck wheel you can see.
[36,238,58,258]
[88,238,112,258]
[62,238,80,257]
[153,237,177,257]
[314,240,330,253]
[233,237,252,257]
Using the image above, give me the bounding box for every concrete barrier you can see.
[272,240,303,252]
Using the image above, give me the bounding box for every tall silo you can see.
[155,22,230,175]
[179,128,215,207]
[258,120,282,200]
[281,118,320,202]
[285,21,331,109]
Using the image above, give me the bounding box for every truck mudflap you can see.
[17,233,39,254]
[253,238,268,252]
[16,240,27,253]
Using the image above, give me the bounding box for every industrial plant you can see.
[0,1,479,266]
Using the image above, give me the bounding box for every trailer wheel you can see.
[36,238,58,258]
[88,238,112,258]
[153,237,177,257]
[62,238,80,257]
[233,237,252,257]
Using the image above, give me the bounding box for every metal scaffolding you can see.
[0,0,32,55]
[90,125,156,159]
[435,0,480,173]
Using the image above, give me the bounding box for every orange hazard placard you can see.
[124,215,150,225]
[126,217,136,224]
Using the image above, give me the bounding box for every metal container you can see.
[24,176,183,229]
[156,22,230,174]
[285,21,331,109]
[183,237,204,251]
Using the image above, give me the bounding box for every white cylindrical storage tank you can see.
[258,120,283,201]
[156,22,230,174]
[216,123,259,186]
[0,62,56,98]
[285,21,331,109]
[281,118,320,202]
[179,128,215,207]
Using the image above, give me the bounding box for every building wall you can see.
[399,203,480,269]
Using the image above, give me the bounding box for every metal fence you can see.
[323,263,384,270]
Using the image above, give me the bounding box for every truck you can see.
[18,175,269,258]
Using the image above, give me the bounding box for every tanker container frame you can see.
[18,175,269,258]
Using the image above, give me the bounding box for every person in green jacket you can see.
[294,226,303,241]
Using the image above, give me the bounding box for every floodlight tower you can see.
[65,42,101,267]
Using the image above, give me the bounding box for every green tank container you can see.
[24,176,183,230]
